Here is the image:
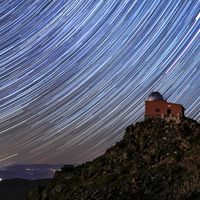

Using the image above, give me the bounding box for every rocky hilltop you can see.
[26,118,200,200]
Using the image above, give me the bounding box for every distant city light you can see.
[0,178,2,182]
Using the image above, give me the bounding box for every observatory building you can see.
[145,92,185,123]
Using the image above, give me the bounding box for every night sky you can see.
[0,0,199,167]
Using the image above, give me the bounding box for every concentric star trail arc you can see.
[0,0,199,166]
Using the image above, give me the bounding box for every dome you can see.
[147,91,164,101]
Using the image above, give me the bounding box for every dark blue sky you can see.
[0,0,199,166]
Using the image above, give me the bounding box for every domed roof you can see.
[147,91,164,101]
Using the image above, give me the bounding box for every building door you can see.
[167,109,171,115]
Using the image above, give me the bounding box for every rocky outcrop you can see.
[26,118,200,200]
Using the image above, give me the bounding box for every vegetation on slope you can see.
[26,118,200,200]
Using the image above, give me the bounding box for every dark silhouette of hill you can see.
[0,178,50,200]
[26,118,200,200]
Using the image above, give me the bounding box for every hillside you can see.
[26,118,200,200]
[0,178,50,200]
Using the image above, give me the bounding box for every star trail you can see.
[0,0,199,166]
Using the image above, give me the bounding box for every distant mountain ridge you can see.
[26,118,200,200]
[0,164,63,180]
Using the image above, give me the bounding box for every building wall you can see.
[145,100,184,120]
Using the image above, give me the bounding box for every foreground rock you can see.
[26,118,200,200]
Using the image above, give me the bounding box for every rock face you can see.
[26,118,200,200]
